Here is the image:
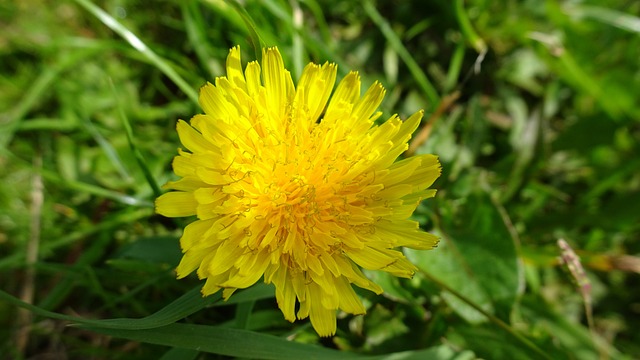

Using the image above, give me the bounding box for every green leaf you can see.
[408,189,522,322]
[408,231,494,324]
[0,282,274,330]
[85,323,362,360]
[83,323,473,360]
[72,0,198,104]
[362,0,439,108]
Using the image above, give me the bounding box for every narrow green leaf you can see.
[83,324,470,359]
[72,0,198,104]
[181,0,216,80]
[224,0,266,60]
[110,80,162,197]
[81,116,131,182]
[454,0,487,53]
[0,282,273,330]
[83,323,362,359]
[362,0,440,108]
[444,42,466,93]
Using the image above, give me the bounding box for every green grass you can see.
[1,0,639,359]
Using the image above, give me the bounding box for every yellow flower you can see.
[156,46,441,337]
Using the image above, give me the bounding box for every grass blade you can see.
[83,323,362,359]
[362,0,440,108]
[72,0,198,104]
[0,282,274,330]
[109,80,162,198]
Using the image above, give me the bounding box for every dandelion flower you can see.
[156,46,441,337]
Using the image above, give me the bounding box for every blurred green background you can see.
[1,0,639,359]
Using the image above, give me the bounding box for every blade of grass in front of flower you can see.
[83,323,363,360]
[83,323,473,360]
[72,0,198,104]
[0,282,273,330]
[88,283,274,329]
[408,230,494,324]
[362,0,440,108]
[225,0,266,61]
[209,283,275,307]
[110,80,162,198]
[256,0,349,77]
[260,0,341,72]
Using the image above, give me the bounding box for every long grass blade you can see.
[362,0,440,108]
[72,0,198,103]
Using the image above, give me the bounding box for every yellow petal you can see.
[199,82,236,119]
[376,220,439,250]
[155,191,197,217]
[379,157,422,186]
[392,110,423,145]
[226,45,246,91]
[222,287,237,299]
[222,253,269,288]
[326,71,360,116]
[295,62,337,125]
[404,154,442,189]
[176,120,211,154]
[201,277,221,296]
[308,282,337,337]
[176,248,208,279]
[162,176,208,191]
[262,47,287,117]
[347,245,402,271]
[274,267,297,322]
[351,81,385,122]
[179,218,216,250]
[245,61,262,97]
[335,276,366,315]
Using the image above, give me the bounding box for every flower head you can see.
[156,46,441,336]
